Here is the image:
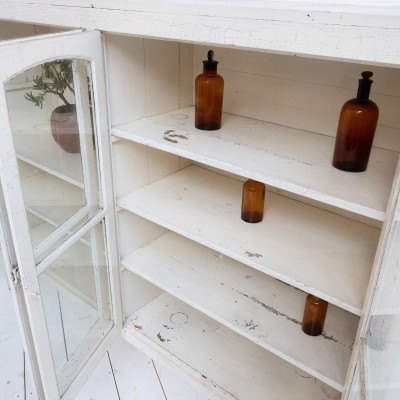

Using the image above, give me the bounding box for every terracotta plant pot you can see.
[50,104,80,153]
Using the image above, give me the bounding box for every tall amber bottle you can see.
[195,50,224,130]
[332,71,379,172]
[302,294,328,336]
[241,179,265,223]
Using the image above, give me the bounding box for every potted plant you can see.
[25,60,81,153]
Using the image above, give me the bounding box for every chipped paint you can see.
[157,332,169,342]
[169,133,188,139]
[321,332,339,343]
[164,136,178,143]
[234,287,302,325]
[163,129,189,143]
[233,288,347,346]
[294,368,312,379]
[245,251,263,258]
[244,319,259,331]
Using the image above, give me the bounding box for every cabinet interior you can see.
[104,33,400,399]
[3,21,400,400]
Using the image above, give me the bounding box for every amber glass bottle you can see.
[302,294,328,336]
[241,179,265,223]
[195,50,224,130]
[332,71,379,172]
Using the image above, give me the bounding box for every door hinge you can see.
[11,263,21,286]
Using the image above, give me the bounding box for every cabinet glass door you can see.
[355,178,400,399]
[0,30,121,399]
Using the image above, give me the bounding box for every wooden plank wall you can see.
[193,45,400,152]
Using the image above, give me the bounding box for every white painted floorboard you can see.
[0,264,37,400]
[0,265,212,400]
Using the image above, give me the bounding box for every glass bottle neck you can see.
[357,80,372,100]
[203,67,218,75]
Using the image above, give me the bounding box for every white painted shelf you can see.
[122,231,358,391]
[123,293,341,400]
[112,106,399,222]
[117,165,380,315]
[13,128,84,188]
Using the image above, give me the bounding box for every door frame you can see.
[0,29,122,399]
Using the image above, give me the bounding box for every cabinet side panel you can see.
[104,34,146,126]
[117,211,168,258]
[121,270,164,319]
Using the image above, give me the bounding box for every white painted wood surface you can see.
[0,4,399,399]
[192,45,400,152]
[124,292,341,400]
[113,107,398,222]
[122,231,358,391]
[0,266,37,400]
[118,164,379,315]
[2,1,400,65]
[75,336,217,400]
[0,266,212,400]
[0,29,123,400]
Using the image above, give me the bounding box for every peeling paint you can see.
[245,251,263,258]
[233,288,346,346]
[244,319,259,330]
[169,133,188,139]
[321,383,341,399]
[163,129,188,142]
[320,332,339,343]
[164,136,178,143]
[294,368,311,379]
[157,332,169,342]
[234,288,302,326]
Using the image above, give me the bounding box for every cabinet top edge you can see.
[1,0,400,66]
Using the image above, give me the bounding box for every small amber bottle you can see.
[332,71,379,172]
[241,179,265,223]
[302,294,328,336]
[195,50,224,130]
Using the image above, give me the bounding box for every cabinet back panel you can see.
[193,45,400,152]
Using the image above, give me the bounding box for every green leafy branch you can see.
[24,60,75,110]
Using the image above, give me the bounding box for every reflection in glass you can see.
[38,221,112,395]
[361,198,400,399]
[4,59,112,396]
[5,59,99,262]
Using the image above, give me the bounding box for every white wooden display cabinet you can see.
[0,2,400,399]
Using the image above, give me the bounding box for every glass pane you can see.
[361,192,400,399]
[38,221,112,395]
[3,57,112,395]
[5,59,99,262]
